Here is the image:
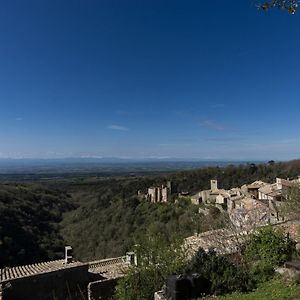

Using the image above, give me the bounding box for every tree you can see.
[115,233,186,300]
[257,0,299,14]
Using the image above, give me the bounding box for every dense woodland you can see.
[0,184,74,267]
[1,159,300,267]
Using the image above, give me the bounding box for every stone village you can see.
[142,176,300,228]
[1,176,300,300]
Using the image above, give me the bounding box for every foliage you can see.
[257,0,299,14]
[205,276,300,300]
[185,248,254,295]
[171,160,300,196]
[0,183,74,267]
[248,261,276,283]
[2,159,300,267]
[244,227,295,282]
[61,194,220,261]
[115,233,186,300]
[282,184,300,220]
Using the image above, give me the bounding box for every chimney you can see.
[65,246,73,264]
[276,178,282,190]
[210,179,218,191]
[126,251,138,266]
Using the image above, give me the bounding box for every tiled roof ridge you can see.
[0,259,83,283]
[0,256,130,283]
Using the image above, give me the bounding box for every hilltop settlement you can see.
[2,174,300,300]
[142,176,300,229]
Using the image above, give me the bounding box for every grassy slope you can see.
[206,278,300,300]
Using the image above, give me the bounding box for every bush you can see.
[185,248,254,296]
[249,261,275,283]
[244,227,295,283]
[115,233,186,300]
[245,227,294,267]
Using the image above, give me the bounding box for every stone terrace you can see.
[88,256,129,279]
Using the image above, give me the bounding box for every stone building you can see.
[191,179,234,206]
[241,180,267,199]
[0,248,132,300]
[258,178,296,202]
[146,181,172,203]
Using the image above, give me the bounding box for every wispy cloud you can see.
[116,110,131,116]
[159,143,193,147]
[107,124,129,131]
[15,117,23,121]
[210,103,225,109]
[172,110,190,117]
[203,137,245,142]
[173,110,237,133]
[199,120,225,131]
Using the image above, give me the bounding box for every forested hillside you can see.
[0,184,74,267]
[2,159,300,267]
[59,159,300,261]
[55,175,218,260]
[61,197,220,261]
[171,160,300,193]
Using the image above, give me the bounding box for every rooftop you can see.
[0,260,84,283]
[247,180,268,189]
[0,256,130,283]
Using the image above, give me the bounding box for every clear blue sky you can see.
[0,0,300,160]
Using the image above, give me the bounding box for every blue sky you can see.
[0,0,300,160]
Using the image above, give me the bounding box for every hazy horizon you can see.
[0,156,268,175]
[0,155,288,163]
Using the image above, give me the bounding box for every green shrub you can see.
[249,261,275,283]
[185,248,254,295]
[115,233,186,300]
[244,227,294,267]
[244,227,295,283]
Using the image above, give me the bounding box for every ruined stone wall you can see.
[161,187,168,202]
